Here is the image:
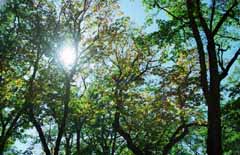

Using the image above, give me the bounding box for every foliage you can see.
[0,0,239,155]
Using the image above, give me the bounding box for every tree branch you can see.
[113,111,144,155]
[210,0,216,31]
[153,0,187,23]
[162,122,207,155]
[220,48,240,80]
[216,34,240,41]
[196,0,212,38]
[213,0,238,36]
[186,0,209,99]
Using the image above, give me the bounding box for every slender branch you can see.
[162,122,207,155]
[220,48,240,80]
[213,0,238,36]
[216,43,227,72]
[3,109,23,140]
[196,0,212,38]
[216,34,240,41]
[217,52,225,72]
[153,1,186,23]
[210,0,216,31]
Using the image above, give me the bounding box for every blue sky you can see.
[119,0,147,26]
[119,0,168,33]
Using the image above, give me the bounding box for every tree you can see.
[143,0,240,154]
[89,17,207,155]
[1,0,118,154]
[0,0,55,153]
[25,0,117,154]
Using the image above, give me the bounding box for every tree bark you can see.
[76,119,84,155]
[186,0,222,154]
[113,111,143,155]
[206,36,222,155]
[0,140,6,155]
[26,51,52,155]
[76,127,81,155]
[29,109,51,155]
[54,76,71,155]
[65,134,71,155]
[207,95,221,155]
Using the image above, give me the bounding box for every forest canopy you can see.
[0,0,239,155]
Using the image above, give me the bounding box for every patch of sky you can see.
[119,0,168,33]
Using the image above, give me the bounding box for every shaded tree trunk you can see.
[0,109,23,155]
[76,119,84,155]
[207,95,221,155]
[29,109,51,155]
[65,134,72,155]
[0,140,6,155]
[76,127,81,155]
[111,130,117,155]
[26,51,51,155]
[186,0,223,154]
[54,76,71,155]
[76,130,81,155]
[206,34,222,155]
[113,111,143,155]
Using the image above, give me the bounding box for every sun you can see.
[59,46,76,68]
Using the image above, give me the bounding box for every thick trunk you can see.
[207,89,221,155]
[26,51,51,154]
[113,89,143,155]
[186,1,222,154]
[205,60,222,155]
[207,36,222,155]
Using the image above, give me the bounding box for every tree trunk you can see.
[0,109,23,155]
[76,123,81,155]
[29,109,51,155]
[111,130,117,155]
[65,136,71,155]
[113,112,143,155]
[54,76,71,155]
[75,117,85,155]
[207,96,221,155]
[0,140,6,155]
[186,1,222,154]
[206,34,222,155]
[207,77,221,155]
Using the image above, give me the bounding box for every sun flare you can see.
[59,46,76,68]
